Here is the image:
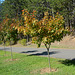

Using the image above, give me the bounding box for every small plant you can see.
[0,41,2,45]
[21,39,27,46]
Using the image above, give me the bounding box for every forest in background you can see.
[0,0,75,46]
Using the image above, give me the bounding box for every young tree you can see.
[14,9,69,71]
[0,16,17,60]
[0,16,9,56]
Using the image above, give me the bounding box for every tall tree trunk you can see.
[27,35,29,45]
[45,44,51,71]
[52,8,54,18]
[47,48,51,71]
[74,16,75,28]
[10,40,13,61]
[4,40,6,56]
[68,19,70,31]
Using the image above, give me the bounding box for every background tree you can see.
[0,16,18,60]
[0,0,29,20]
[0,16,9,56]
[52,0,75,31]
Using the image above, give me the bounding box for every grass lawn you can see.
[0,50,75,75]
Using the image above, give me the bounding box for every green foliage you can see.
[52,0,75,30]
[10,39,15,45]
[0,41,2,45]
[5,40,15,46]
[0,0,29,19]
[8,30,18,44]
[17,40,21,44]
[5,41,10,46]
[21,39,27,46]
[3,38,15,46]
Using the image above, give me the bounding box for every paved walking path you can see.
[0,47,75,59]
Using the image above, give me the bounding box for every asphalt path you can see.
[0,47,75,59]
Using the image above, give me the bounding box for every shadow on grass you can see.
[59,58,75,66]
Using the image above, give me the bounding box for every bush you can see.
[5,41,10,46]
[5,40,15,46]
[0,41,3,45]
[17,40,21,44]
[10,40,15,45]
[21,39,27,46]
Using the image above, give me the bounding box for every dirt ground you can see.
[51,35,75,49]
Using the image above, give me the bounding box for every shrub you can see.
[17,40,21,44]
[10,40,15,45]
[0,41,2,45]
[5,41,10,46]
[5,40,15,46]
[21,39,27,46]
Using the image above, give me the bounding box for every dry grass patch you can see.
[30,69,39,74]
[40,68,57,74]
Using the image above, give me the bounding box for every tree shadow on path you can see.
[59,58,75,66]
[21,50,59,56]
[21,50,38,53]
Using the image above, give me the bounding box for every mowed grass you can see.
[0,50,75,75]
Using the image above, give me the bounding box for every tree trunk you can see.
[10,40,13,61]
[4,40,6,56]
[27,35,29,45]
[68,19,70,31]
[52,8,54,18]
[47,48,51,71]
[45,44,51,71]
[10,46,13,61]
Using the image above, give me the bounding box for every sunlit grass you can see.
[0,50,75,75]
